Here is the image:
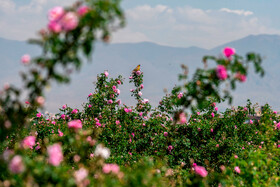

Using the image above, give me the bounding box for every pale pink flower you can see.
[136,71,141,75]
[21,54,30,65]
[138,92,142,96]
[234,166,240,174]
[107,100,113,104]
[131,133,135,137]
[35,145,41,150]
[77,5,89,16]
[194,166,208,177]
[140,84,144,89]
[143,99,149,103]
[235,72,246,82]
[116,99,121,105]
[197,112,200,115]
[223,47,235,58]
[179,113,187,124]
[116,120,120,125]
[177,92,183,99]
[36,96,45,106]
[74,168,88,183]
[68,120,82,129]
[48,21,62,33]
[216,144,219,148]
[216,65,227,80]
[22,136,36,149]
[104,71,109,77]
[47,143,63,166]
[61,12,79,31]
[48,6,64,22]
[9,155,25,174]
[139,112,143,116]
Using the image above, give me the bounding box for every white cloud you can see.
[0,0,15,13]
[220,8,253,16]
[112,4,280,48]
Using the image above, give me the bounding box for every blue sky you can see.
[0,0,279,48]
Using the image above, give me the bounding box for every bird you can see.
[132,64,140,72]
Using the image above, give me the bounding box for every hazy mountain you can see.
[0,34,279,113]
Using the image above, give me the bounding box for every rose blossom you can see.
[48,6,64,22]
[74,168,88,184]
[36,96,45,106]
[179,112,187,124]
[21,54,31,65]
[234,166,241,174]
[77,5,90,16]
[223,47,235,58]
[104,71,109,77]
[22,136,36,149]
[68,120,82,129]
[216,65,227,80]
[9,155,25,174]
[61,12,79,31]
[47,143,63,166]
[194,166,208,177]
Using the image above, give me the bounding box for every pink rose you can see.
[235,72,246,82]
[136,71,141,75]
[36,96,45,106]
[22,136,36,149]
[48,21,62,33]
[61,12,79,31]
[177,92,183,99]
[179,112,187,124]
[47,143,63,166]
[48,6,64,22]
[21,54,30,65]
[223,47,235,58]
[216,65,227,80]
[194,166,208,177]
[9,155,25,174]
[234,166,240,174]
[36,112,42,118]
[77,5,90,16]
[104,71,109,77]
[68,120,82,129]
[107,100,113,104]
[164,132,168,137]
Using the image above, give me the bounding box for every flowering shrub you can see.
[2,0,280,186]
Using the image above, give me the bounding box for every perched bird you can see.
[132,64,140,72]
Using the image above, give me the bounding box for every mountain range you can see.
[0,34,279,113]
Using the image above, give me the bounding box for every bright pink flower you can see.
[25,101,30,104]
[21,54,30,65]
[88,93,93,97]
[274,111,277,114]
[107,100,113,104]
[136,71,141,75]
[36,112,42,117]
[215,107,218,111]
[61,12,79,31]
[68,120,82,129]
[77,5,90,16]
[48,21,62,33]
[61,114,66,119]
[58,129,63,137]
[88,104,92,108]
[277,145,280,148]
[192,163,197,167]
[234,166,240,174]
[194,166,208,177]
[112,85,116,90]
[62,104,67,109]
[116,99,121,105]
[164,132,168,137]
[179,113,187,124]
[197,112,200,115]
[177,92,183,99]
[211,128,213,132]
[104,71,109,77]
[116,120,120,125]
[216,144,219,148]
[9,155,25,174]
[35,145,41,150]
[216,65,227,80]
[128,109,132,112]
[140,84,144,89]
[249,120,253,124]
[211,112,215,117]
[117,80,121,84]
[223,47,235,58]
[132,133,135,137]
[22,136,36,149]
[47,143,63,166]
[71,109,78,114]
